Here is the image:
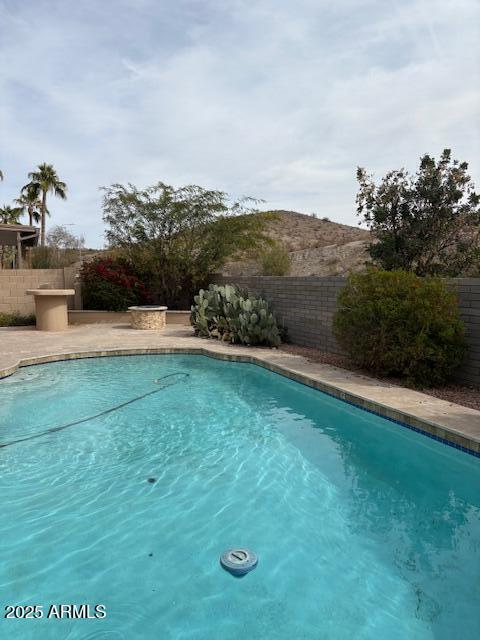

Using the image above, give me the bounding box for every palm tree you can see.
[26,163,67,246]
[15,184,44,226]
[0,205,23,224]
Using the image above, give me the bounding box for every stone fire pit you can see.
[128,305,168,330]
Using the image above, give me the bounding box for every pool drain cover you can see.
[220,548,258,576]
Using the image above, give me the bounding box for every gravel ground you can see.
[280,344,480,412]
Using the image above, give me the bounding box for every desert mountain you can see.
[221,210,371,277]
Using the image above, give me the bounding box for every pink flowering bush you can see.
[81,257,152,311]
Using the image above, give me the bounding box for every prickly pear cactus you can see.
[190,284,281,347]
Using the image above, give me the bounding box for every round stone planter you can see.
[128,305,168,330]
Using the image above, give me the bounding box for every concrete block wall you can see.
[445,279,480,385]
[212,275,346,354]
[212,275,480,386]
[0,268,77,315]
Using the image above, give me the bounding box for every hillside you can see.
[222,210,372,277]
[260,210,369,251]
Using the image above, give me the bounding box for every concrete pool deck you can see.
[0,323,479,454]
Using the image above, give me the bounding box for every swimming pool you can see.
[1,354,479,639]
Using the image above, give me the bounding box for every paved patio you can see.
[1,323,479,454]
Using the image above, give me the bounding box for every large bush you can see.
[191,284,281,347]
[261,243,291,276]
[81,257,152,311]
[30,246,79,269]
[333,270,466,387]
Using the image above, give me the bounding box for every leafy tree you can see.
[0,170,3,181]
[15,184,44,226]
[25,163,67,246]
[356,149,480,275]
[0,205,23,224]
[260,243,291,275]
[102,182,272,307]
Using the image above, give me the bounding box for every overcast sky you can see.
[1,0,479,247]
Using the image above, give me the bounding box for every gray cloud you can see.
[1,0,479,246]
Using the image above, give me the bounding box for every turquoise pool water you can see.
[0,354,479,639]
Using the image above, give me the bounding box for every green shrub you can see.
[81,257,152,311]
[30,246,80,268]
[0,312,36,327]
[333,270,466,387]
[260,244,291,276]
[191,284,281,347]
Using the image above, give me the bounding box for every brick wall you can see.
[445,279,480,385]
[212,275,480,386]
[213,275,345,354]
[0,267,77,315]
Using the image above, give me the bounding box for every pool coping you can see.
[1,345,479,457]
